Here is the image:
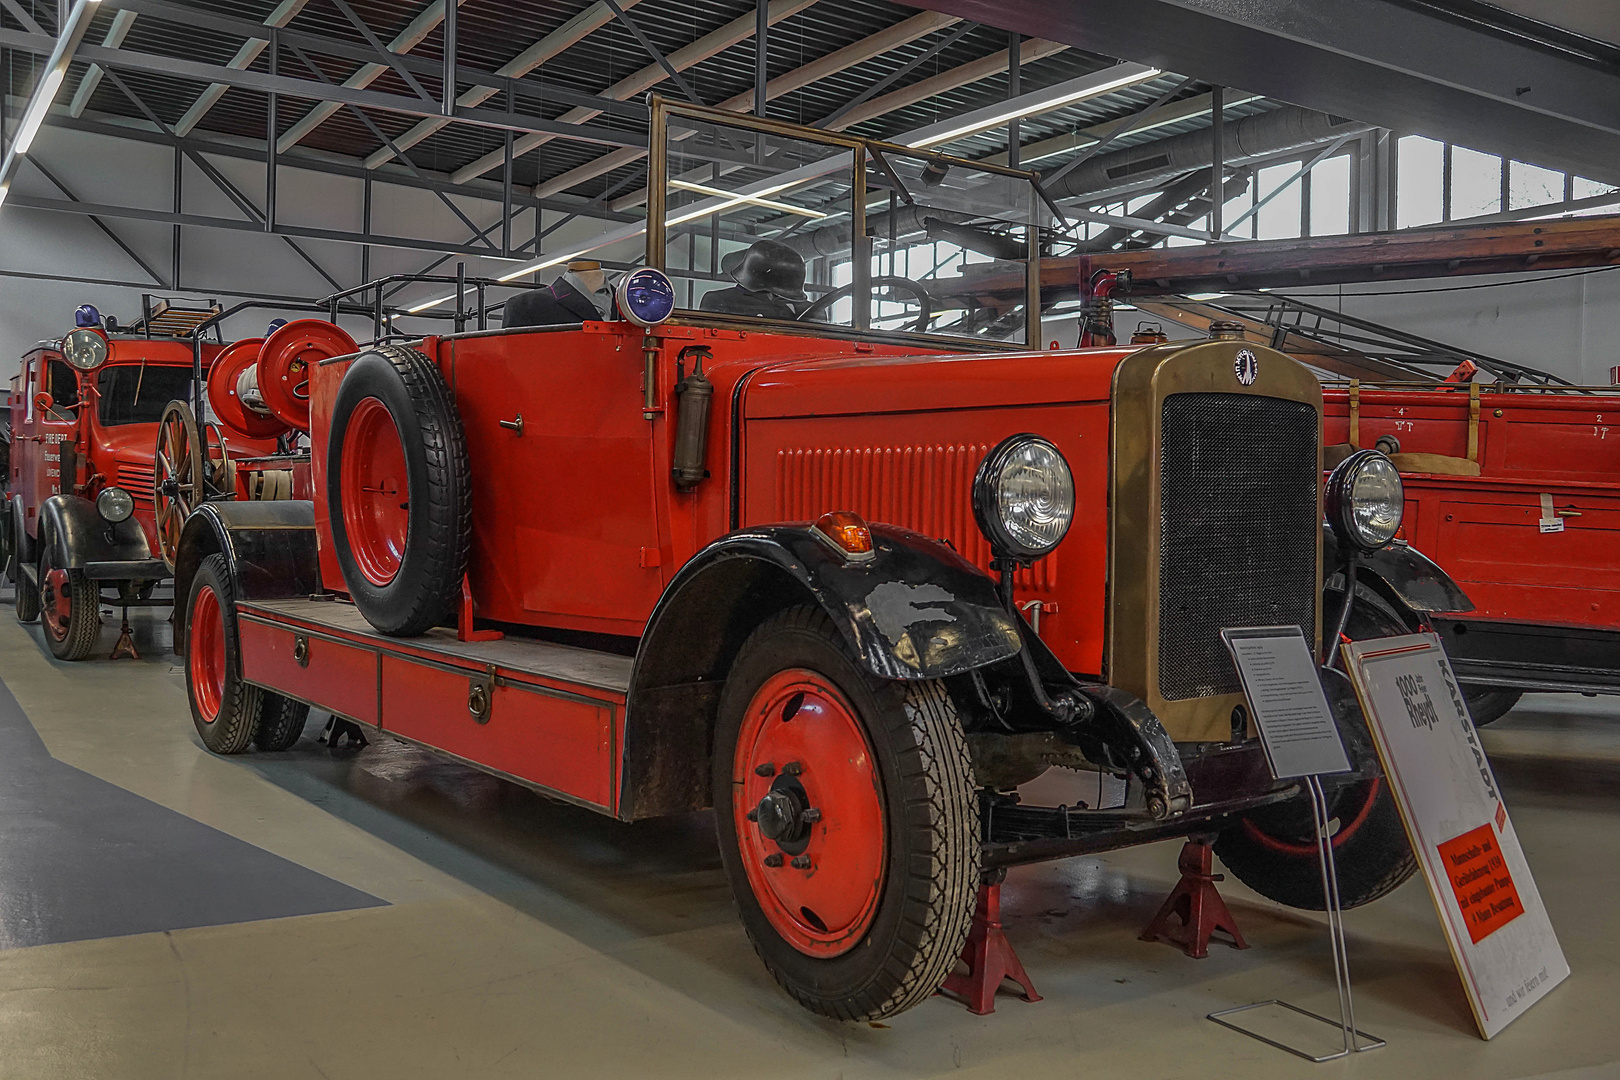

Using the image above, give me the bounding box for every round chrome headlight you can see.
[63,327,109,371]
[97,486,134,524]
[972,435,1075,561]
[1326,449,1404,551]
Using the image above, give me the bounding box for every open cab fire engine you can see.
[172,100,1472,1020]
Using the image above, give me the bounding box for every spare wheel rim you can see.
[190,584,226,722]
[341,396,410,587]
[733,669,886,958]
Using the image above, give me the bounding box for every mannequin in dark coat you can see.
[504,261,614,327]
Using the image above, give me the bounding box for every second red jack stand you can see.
[940,870,1041,1015]
[1140,837,1249,959]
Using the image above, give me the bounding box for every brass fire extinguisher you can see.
[672,345,713,489]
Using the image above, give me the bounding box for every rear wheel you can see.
[1214,584,1418,910]
[39,546,99,660]
[185,553,262,755]
[713,605,978,1020]
[13,519,39,623]
[254,694,311,751]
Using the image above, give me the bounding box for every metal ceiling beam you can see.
[979,90,1263,168]
[533,9,961,201]
[173,0,310,137]
[67,7,135,117]
[0,27,648,149]
[821,35,1067,132]
[363,0,644,171]
[896,0,1620,184]
[448,0,818,186]
[4,192,523,259]
[21,106,639,223]
[97,0,647,124]
[275,0,458,154]
[21,152,166,284]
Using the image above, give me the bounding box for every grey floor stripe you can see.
[0,674,385,948]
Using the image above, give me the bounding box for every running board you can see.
[235,597,632,813]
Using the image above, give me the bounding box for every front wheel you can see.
[13,520,39,624]
[39,547,100,660]
[1462,686,1522,727]
[1214,583,1418,910]
[713,605,979,1021]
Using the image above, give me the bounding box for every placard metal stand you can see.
[1206,627,1385,1062]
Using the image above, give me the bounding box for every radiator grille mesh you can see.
[1157,394,1318,701]
[775,445,1056,591]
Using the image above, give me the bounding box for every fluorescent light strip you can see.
[669,179,828,219]
[13,68,66,156]
[904,66,1163,150]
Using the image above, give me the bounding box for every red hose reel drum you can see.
[259,320,358,432]
[206,337,287,440]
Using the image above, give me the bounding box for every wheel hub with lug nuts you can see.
[733,669,887,958]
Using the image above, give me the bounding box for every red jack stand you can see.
[940,871,1041,1015]
[458,575,503,642]
[109,607,140,660]
[1140,837,1248,959]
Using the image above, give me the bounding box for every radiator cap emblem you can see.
[1234,348,1258,386]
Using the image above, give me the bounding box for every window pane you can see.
[1256,162,1302,240]
[1508,160,1563,210]
[1573,176,1620,199]
[1450,145,1501,219]
[1397,135,1444,228]
[1310,155,1351,235]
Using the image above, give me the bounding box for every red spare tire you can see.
[327,345,470,636]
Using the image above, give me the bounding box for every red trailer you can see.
[171,101,1471,1020]
[1324,380,1620,721]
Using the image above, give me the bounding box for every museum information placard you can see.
[1342,633,1568,1039]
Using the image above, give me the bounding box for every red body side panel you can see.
[1324,386,1620,632]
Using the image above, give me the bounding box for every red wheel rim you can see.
[733,669,886,957]
[189,584,226,722]
[1241,777,1383,857]
[341,396,410,587]
[41,563,71,641]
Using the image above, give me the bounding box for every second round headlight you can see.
[972,435,1075,561]
[96,486,135,524]
[1326,449,1404,551]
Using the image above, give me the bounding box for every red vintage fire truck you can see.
[1324,377,1620,722]
[2,299,330,660]
[170,101,1471,1020]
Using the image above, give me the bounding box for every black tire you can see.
[13,518,39,623]
[327,346,470,637]
[39,546,100,661]
[712,605,979,1021]
[1214,584,1418,911]
[185,553,262,755]
[253,694,311,751]
[1462,686,1523,727]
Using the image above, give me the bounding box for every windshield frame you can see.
[95,361,195,427]
[646,95,1045,349]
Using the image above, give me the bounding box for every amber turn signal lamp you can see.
[812,510,876,563]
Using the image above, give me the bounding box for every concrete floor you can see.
[0,599,1616,1079]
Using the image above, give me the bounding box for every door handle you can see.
[498,414,523,435]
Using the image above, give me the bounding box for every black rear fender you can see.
[173,500,320,654]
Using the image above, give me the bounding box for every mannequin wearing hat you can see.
[504,259,616,327]
[701,239,806,320]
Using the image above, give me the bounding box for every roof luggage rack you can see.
[135,295,225,339]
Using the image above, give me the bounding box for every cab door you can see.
[444,329,670,636]
[14,356,79,539]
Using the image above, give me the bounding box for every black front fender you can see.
[39,494,151,568]
[173,500,319,654]
[653,523,1021,683]
[618,523,1021,820]
[1325,529,1473,617]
